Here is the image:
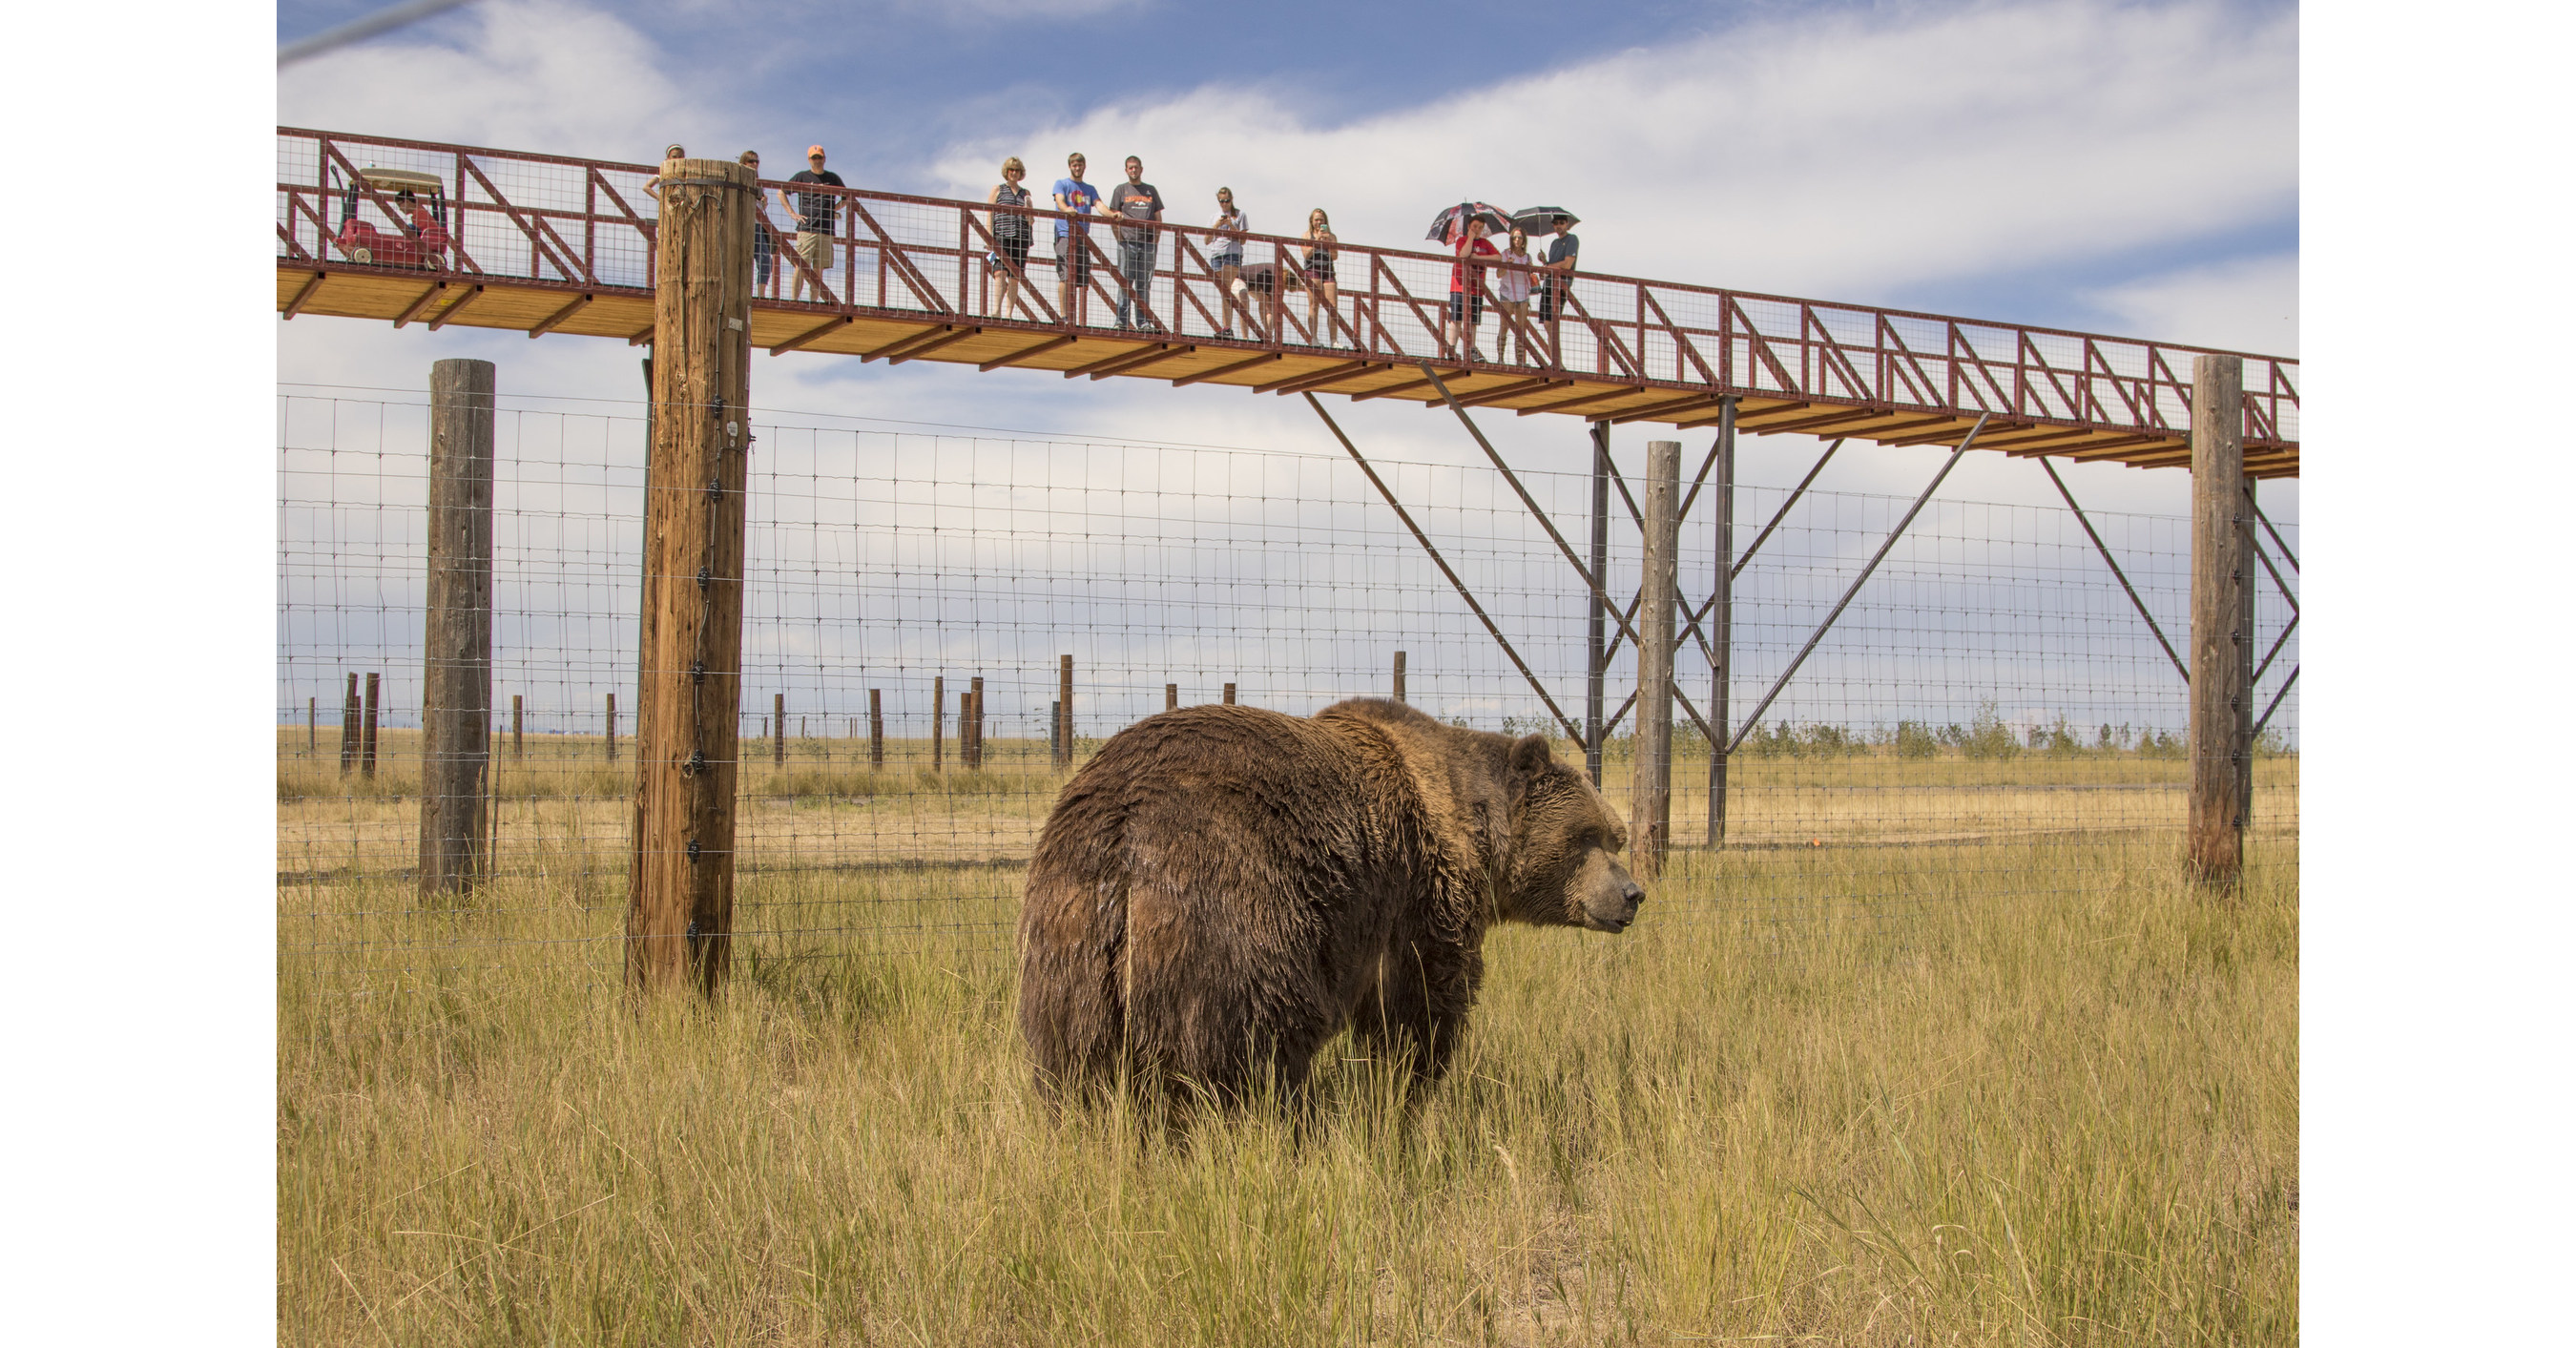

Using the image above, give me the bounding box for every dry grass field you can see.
[279,730,2296,1345]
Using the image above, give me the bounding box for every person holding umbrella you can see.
[1514,206,1582,367]
[1444,212,1504,363]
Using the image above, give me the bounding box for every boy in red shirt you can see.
[1444,217,1501,362]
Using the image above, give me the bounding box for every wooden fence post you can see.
[869,689,884,769]
[605,692,617,762]
[1393,651,1407,703]
[932,675,945,771]
[307,696,317,755]
[1631,440,1680,877]
[420,357,495,898]
[626,152,756,997]
[512,695,524,759]
[341,673,360,774]
[1165,683,1178,712]
[968,676,985,768]
[1055,654,1074,768]
[773,691,786,766]
[1708,398,1735,845]
[362,672,380,778]
[2189,354,2251,882]
[1223,682,1236,705]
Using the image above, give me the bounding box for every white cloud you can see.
[2083,252,2298,357]
[926,0,2296,301]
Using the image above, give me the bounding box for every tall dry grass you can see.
[280,828,2296,1345]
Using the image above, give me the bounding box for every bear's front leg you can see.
[1350,936,1480,1089]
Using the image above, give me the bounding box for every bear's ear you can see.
[1507,734,1552,778]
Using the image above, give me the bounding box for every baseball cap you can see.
[807,145,826,157]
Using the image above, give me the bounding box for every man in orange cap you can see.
[779,145,846,301]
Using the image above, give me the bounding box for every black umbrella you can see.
[1425,201,1511,244]
[1511,206,1580,238]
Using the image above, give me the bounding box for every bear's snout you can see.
[1584,875,1645,932]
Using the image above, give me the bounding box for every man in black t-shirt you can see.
[1106,156,1165,332]
[1537,213,1580,366]
[779,144,847,301]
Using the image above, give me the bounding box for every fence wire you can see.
[277,391,2297,1003]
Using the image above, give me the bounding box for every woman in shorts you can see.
[1302,208,1341,346]
[1209,187,1250,339]
[1496,224,1536,364]
[987,157,1036,319]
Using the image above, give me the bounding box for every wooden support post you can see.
[1055,654,1074,768]
[868,689,883,769]
[1708,398,1736,845]
[1165,683,1178,712]
[1223,682,1236,705]
[604,693,618,761]
[307,696,316,754]
[340,674,360,774]
[1050,702,1062,763]
[1393,651,1407,703]
[1631,440,1680,877]
[931,676,945,771]
[512,695,524,759]
[361,673,380,778]
[958,690,972,767]
[2188,354,2252,882]
[773,691,786,766]
[627,154,756,997]
[420,357,495,898]
[969,676,985,768]
[1585,420,1610,786]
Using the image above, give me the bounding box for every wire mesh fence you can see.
[278,389,2297,1006]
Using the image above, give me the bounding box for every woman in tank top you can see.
[1302,208,1341,346]
[987,157,1035,319]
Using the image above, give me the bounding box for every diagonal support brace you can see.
[2043,456,2190,684]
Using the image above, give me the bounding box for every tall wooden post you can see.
[605,693,617,761]
[931,676,945,771]
[307,696,317,754]
[868,689,883,769]
[511,695,524,759]
[361,673,380,778]
[1050,702,1062,762]
[1631,440,1680,877]
[1584,420,1610,786]
[773,691,786,766]
[968,676,985,768]
[1223,682,1236,705]
[1055,655,1074,768]
[340,674,360,774]
[420,357,495,898]
[1392,651,1407,703]
[1165,683,1178,712]
[627,153,756,996]
[1707,398,1736,845]
[2188,355,2252,882]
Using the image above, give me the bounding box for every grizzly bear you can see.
[1017,696,1644,1108]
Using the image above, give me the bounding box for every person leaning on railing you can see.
[639,143,685,201]
[739,151,779,299]
[781,144,845,302]
[1107,156,1165,334]
[1051,153,1101,325]
[987,156,1036,320]
[1537,211,1581,368]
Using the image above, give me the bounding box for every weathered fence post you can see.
[1223,682,1236,705]
[420,357,495,898]
[968,676,985,768]
[1708,398,1736,845]
[605,692,618,761]
[362,673,380,778]
[932,675,945,771]
[1055,655,1074,768]
[511,695,524,760]
[341,674,360,774]
[2189,354,2252,882]
[1631,440,1680,877]
[627,152,756,997]
[1165,683,1178,713]
[1393,651,1406,703]
[773,691,786,766]
[1585,420,1611,786]
[868,689,884,769]
[307,696,317,755]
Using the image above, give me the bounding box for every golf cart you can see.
[333,165,452,269]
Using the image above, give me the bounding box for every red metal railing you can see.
[279,128,2298,449]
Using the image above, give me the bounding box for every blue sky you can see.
[276,0,2300,516]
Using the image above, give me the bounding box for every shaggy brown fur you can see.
[1018,697,1643,1108]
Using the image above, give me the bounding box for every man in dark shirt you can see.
[1106,156,1165,332]
[779,144,846,301]
[1537,212,1580,366]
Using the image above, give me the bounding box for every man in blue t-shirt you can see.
[1537,212,1580,367]
[1051,153,1102,324]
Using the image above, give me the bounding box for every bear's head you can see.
[1498,735,1645,932]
